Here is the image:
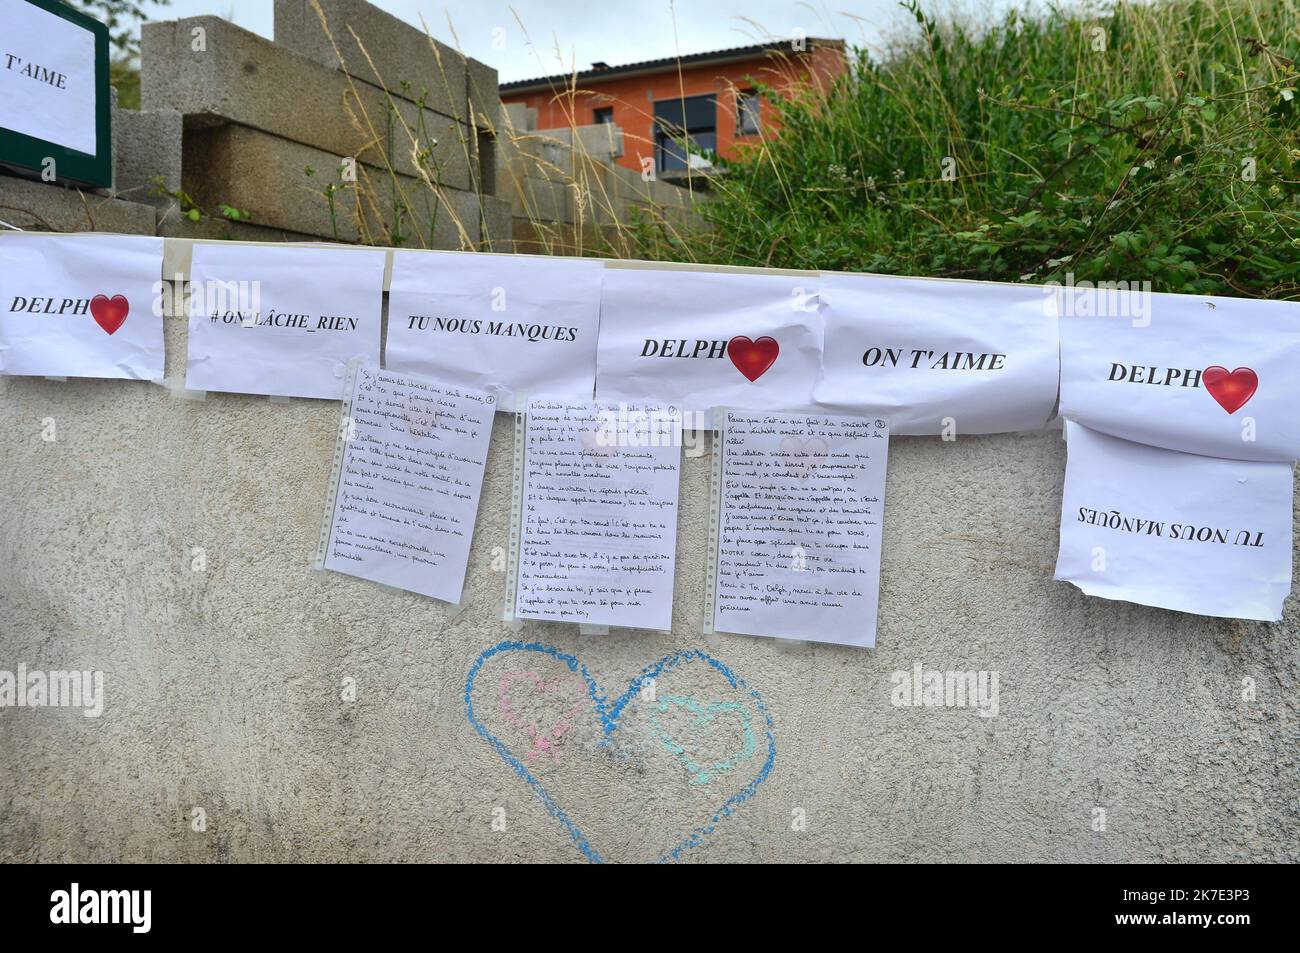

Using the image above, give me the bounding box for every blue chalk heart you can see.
[465,641,776,864]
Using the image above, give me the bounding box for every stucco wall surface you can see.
[1,309,1296,863]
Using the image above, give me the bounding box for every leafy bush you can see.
[634,0,1300,298]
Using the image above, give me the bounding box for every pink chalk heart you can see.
[497,671,585,764]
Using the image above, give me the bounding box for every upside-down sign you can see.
[595,265,824,416]
[1055,420,1293,621]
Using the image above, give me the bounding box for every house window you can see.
[653,94,717,172]
[594,106,614,124]
[737,89,760,135]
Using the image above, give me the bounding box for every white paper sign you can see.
[712,409,889,647]
[0,0,97,155]
[1055,420,1293,621]
[515,398,682,630]
[595,266,823,415]
[814,272,1059,434]
[1058,289,1300,461]
[186,244,384,399]
[0,233,164,380]
[320,364,495,602]
[386,251,603,405]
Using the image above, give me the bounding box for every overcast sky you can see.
[144,1,1000,83]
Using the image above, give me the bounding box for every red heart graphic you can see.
[90,294,130,335]
[727,335,779,382]
[1202,365,1258,414]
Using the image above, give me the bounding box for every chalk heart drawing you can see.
[727,334,780,382]
[497,670,586,765]
[778,435,829,479]
[90,294,129,335]
[466,641,776,863]
[1202,365,1258,414]
[649,694,758,786]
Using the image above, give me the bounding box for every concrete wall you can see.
[1,268,1296,862]
[142,1,503,249]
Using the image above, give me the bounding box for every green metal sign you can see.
[0,0,112,189]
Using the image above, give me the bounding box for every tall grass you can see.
[632,0,1300,298]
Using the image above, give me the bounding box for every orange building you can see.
[500,39,848,176]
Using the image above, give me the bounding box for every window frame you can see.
[736,89,761,137]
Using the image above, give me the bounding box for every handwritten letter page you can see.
[515,399,683,630]
[713,410,889,647]
[322,365,495,603]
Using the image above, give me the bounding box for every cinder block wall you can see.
[141,0,508,250]
[0,97,181,236]
[498,103,703,256]
[0,0,700,253]
[0,297,1297,861]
